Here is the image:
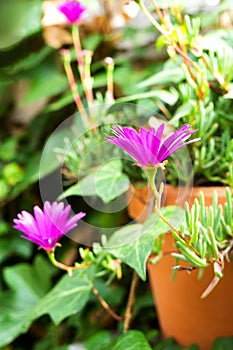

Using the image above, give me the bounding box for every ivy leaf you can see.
[32,267,95,324]
[0,256,54,347]
[59,159,130,203]
[112,330,152,350]
[95,159,130,203]
[58,172,97,200]
[105,206,184,280]
[0,258,94,347]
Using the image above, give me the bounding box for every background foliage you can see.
[1,0,233,349]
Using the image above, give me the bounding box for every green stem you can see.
[72,25,85,82]
[144,167,160,204]
[144,166,180,234]
[82,50,95,108]
[47,251,82,276]
[105,57,114,101]
[137,0,171,41]
[61,50,90,126]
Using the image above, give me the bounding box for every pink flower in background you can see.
[57,1,87,24]
[105,123,199,168]
[13,201,85,251]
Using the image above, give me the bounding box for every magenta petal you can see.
[13,202,86,250]
[105,123,199,167]
[57,1,87,24]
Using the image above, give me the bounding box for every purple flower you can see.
[57,1,87,24]
[105,123,199,167]
[13,201,86,251]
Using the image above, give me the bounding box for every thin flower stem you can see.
[72,25,85,82]
[144,167,160,204]
[47,251,83,276]
[92,287,124,322]
[72,26,95,110]
[154,205,180,235]
[83,51,95,107]
[104,57,115,101]
[144,166,181,235]
[62,52,90,126]
[137,0,171,41]
[123,270,139,333]
[150,0,166,24]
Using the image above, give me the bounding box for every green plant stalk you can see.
[136,0,171,41]
[144,166,180,235]
[61,50,90,127]
[47,250,81,276]
[105,58,115,102]
[72,24,85,82]
[72,25,95,112]
[82,50,95,108]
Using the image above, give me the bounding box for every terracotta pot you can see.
[128,184,232,349]
[147,233,233,350]
[127,183,227,222]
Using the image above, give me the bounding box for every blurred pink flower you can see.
[105,123,199,168]
[13,201,85,251]
[57,1,87,24]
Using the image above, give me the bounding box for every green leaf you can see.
[0,262,94,347]
[58,172,98,200]
[59,159,130,202]
[137,67,184,89]
[212,337,233,350]
[44,91,74,112]
[22,63,68,104]
[32,267,94,324]
[0,0,42,49]
[116,89,178,106]
[112,330,152,350]
[0,234,32,263]
[105,206,184,280]
[83,33,103,51]
[95,159,130,203]
[0,256,53,347]
[2,46,52,75]
[7,148,60,203]
[85,331,113,350]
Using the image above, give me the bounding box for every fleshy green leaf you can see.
[137,67,184,89]
[116,89,178,106]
